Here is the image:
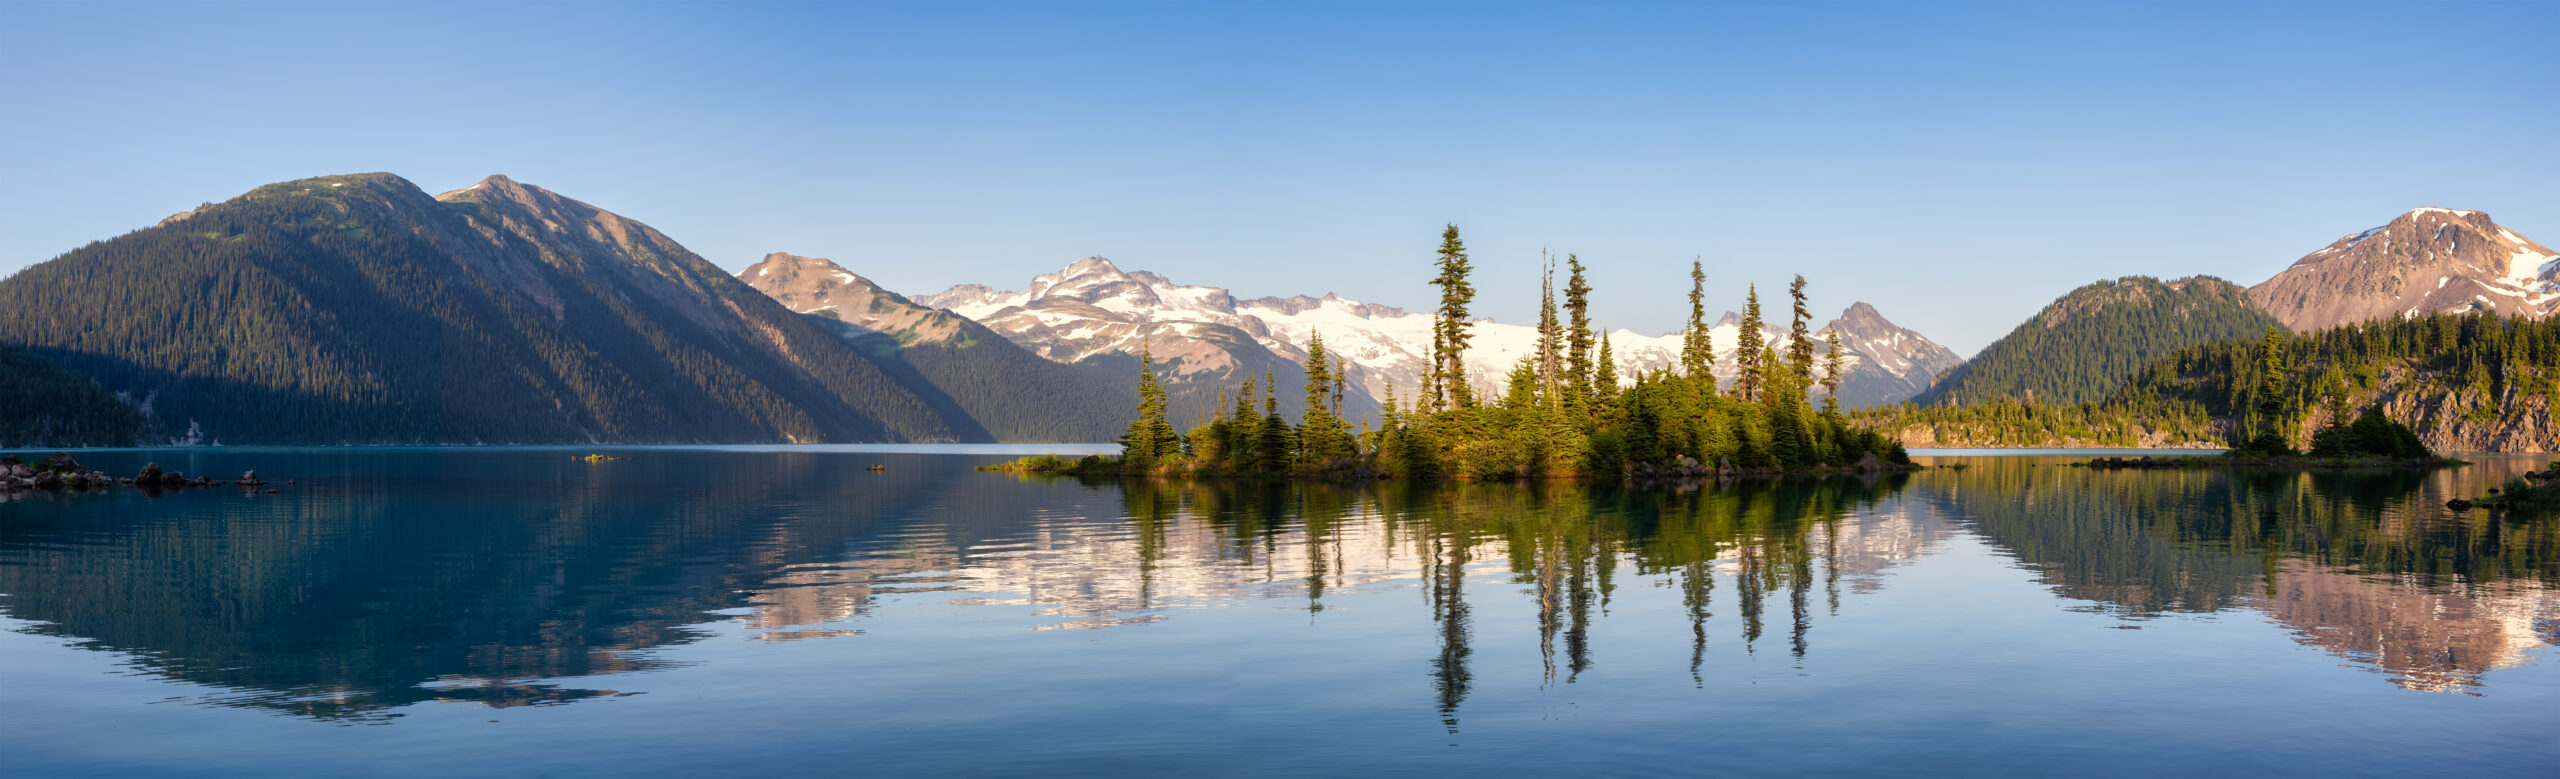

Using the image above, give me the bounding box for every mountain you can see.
[0,345,143,447]
[740,253,1132,442]
[0,173,986,444]
[1873,309,2560,453]
[1913,276,2283,408]
[916,257,1376,427]
[2250,208,2560,333]
[917,257,1958,415]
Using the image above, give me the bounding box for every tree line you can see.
[1091,226,1911,479]
[1863,310,2511,455]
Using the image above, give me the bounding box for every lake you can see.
[1,446,2553,776]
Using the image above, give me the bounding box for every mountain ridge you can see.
[2249,207,2559,333]
[0,172,984,444]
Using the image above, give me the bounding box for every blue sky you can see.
[3,1,2553,354]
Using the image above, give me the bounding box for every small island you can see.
[991,231,1915,482]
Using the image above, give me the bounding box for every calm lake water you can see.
[1,446,2553,776]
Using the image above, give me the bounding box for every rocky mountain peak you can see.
[742,252,967,347]
[2250,208,2557,332]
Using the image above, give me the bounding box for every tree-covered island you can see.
[994,226,1914,480]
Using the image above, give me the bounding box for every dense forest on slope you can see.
[1913,276,2284,408]
[1865,310,2560,452]
[0,346,142,447]
[0,173,975,444]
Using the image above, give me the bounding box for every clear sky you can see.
[3,1,2553,354]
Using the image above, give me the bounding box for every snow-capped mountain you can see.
[914,257,1958,413]
[2250,208,2560,332]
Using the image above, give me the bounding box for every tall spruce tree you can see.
[1733,286,1767,402]
[1593,327,1621,409]
[1821,327,1845,417]
[1121,345,1181,463]
[1258,368,1291,471]
[1431,225,1477,410]
[1301,333,1351,463]
[1680,259,1712,380]
[1537,251,1562,406]
[1787,275,1815,387]
[1563,254,1595,417]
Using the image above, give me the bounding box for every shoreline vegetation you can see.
[992,227,1916,482]
[1851,310,2560,452]
[2452,463,2560,512]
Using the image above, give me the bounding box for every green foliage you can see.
[1866,310,2548,453]
[1429,224,1476,411]
[1915,276,2282,408]
[1099,232,1909,481]
[0,346,142,447]
[1118,347,1183,463]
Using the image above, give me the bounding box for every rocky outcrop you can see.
[0,453,279,496]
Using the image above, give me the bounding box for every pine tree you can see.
[1563,254,1595,418]
[1787,275,1815,388]
[1258,368,1291,472]
[1431,225,1477,410]
[1301,333,1351,463]
[1733,286,1766,402]
[1680,260,1714,383]
[1593,327,1621,410]
[1120,345,1181,464]
[1537,250,1562,407]
[1821,327,1845,418]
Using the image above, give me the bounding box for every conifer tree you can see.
[1258,368,1291,471]
[1593,327,1621,410]
[1681,259,1713,381]
[1301,333,1351,463]
[1787,275,1815,387]
[1431,225,1477,410]
[1120,345,1181,464]
[1733,286,1766,402]
[1563,254,1595,416]
[1537,251,1562,406]
[1821,327,1845,418]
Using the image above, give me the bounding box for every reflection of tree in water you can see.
[1282,475,1918,732]
[0,456,1928,727]
[1939,458,2560,693]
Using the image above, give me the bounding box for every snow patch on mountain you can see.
[912,257,1961,410]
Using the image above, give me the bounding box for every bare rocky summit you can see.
[2249,208,2559,332]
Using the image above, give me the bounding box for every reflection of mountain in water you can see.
[1936,458,2560,693]
[6,452,2553,728]
[0,454,1928,725]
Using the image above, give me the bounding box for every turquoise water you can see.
[0,446,2553,775]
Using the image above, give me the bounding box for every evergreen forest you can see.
[1088,227,1913,479]
[1912,276,2283,408]
[1864,310,2529,454]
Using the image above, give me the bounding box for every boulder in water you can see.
[136,463,164,484]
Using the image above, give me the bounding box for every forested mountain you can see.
[0,173,984,444]
[1913,276,2283,408]
[741,252,1132,442]
[0,345,142,447]
[2250,208,2559,332]
[1869,311,2560,453]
